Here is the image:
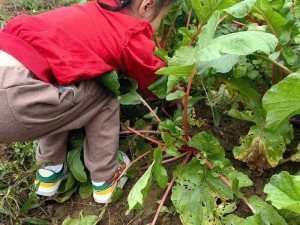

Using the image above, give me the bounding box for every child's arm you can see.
[120,25,165,97]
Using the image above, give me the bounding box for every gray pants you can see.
[0,66,119,182]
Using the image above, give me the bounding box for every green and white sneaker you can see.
[35,164,68,196]
[93,151,130,204]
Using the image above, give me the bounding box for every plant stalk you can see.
[183,62,199,141]
[120,122,165,147]
[253,53,294,74]
[151,150,193,225]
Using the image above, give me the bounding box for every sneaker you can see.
[93,151,130,203]
[35,164,68,196]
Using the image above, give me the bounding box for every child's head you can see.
[99,0,175,31]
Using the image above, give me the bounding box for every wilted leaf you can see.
[233,122,293,170]
[264,171,300,214]
[166,90,185,101]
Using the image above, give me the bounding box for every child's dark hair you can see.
[98,0,175,16]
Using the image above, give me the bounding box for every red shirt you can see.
[0,1,164,96]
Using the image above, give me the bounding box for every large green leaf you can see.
[67,139,87,183]
[224,0,257,18]
[233,122,293,170]
[197,11,220,48]
[171,159,234,225]
[127,162,154,213]
[264,171,300,214]
[197,31,277,61]
[169,31,277,67]
[263,72,300,130]
[237,196,288,225]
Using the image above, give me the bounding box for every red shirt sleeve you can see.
[120,24,165,97]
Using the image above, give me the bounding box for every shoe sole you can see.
[93,153,131,204]
[35,173,69,197]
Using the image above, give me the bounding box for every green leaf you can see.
[225,77,261,106]
[244,195,288,225]
[171,159,233,225]
[264,171,300,214]
[79,211,99,225]
[226,171,253,188]
[198,54,240,74]
[198,31,277,61]
[21,217,48,225]
[197,11,220,48]
[224,0,257,18]
[170,31,277,66]
[153,146,168,189]
[156,65,194,77]
[79,181,93,199]
[255,0,288,34]
[67,139,87,183]
[127,162,154,213]
[58,185,78,203]
[118,91,142,105]
[166,90,185,101]
[98,71,120,96]
[263,72,300,130]
[20,192,39,213]
[188,132,226,164]
[233,122,293,170]
[191,0,236,22]
[148,76,168,99]
[111,187,124,203]
[62,212,99,225]
[62,216,80,225]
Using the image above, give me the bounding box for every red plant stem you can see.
[183,62,199,141]
[120,122,165,147]
[232,20,246,27]
[138,95,161,123]
[139,152,187,171]
[162,23,175,49]
[120,130,161,135]
[151,151,193,225]
[186,8,193,28]
[189,23,203,46]
[161,107,172,118]
[118,149,154,181]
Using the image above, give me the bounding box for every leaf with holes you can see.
[171,159,234,225]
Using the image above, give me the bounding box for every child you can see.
[0,0,174,203]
